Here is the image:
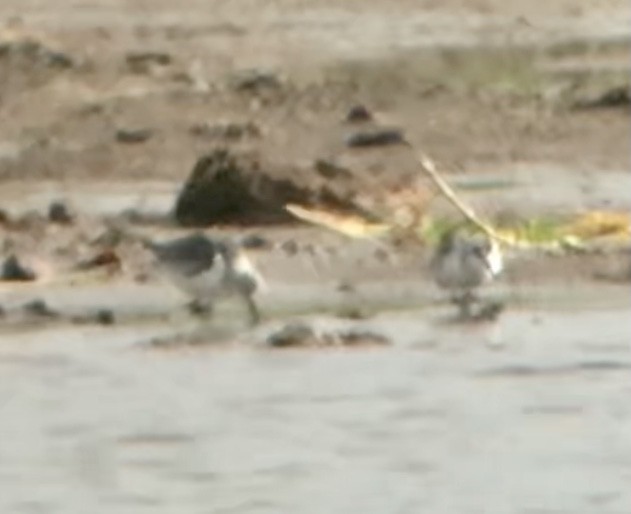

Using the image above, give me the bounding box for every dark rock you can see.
[173,149,298,225]
[187,299,213,316]
[95,309,115,325]
[48,201,73,224]
[335,307,370,320]
[267,323,317,348]
[44,50,74,69]
[115,128,153,144]
[0,39,75,69]
[1,254,36,281]
[116,208,169,225]
[314,159,353,180]
[75,249,121,271]
[174,149,272,225]
[280,239,299,256]
[174,148,376,226]
[336,330,390,346]
[240,233,271,250]
[22,299,58,318]
[336,281,356,293]
[189,121,261,140]
[266,323,390,348]
[70,308,116,325]
[345,104,373,123]
[0,208,11,225]
[345,128,408,148]
[126,51,172,73]
[229,69,282,93]
[572,85,631,110]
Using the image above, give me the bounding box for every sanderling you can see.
[143,233,264,325]
[430,229,503,318]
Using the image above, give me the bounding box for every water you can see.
[0,299,629,514]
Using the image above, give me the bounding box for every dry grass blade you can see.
[563,210,630,240]
[284,204,391,239]
[415,153,517,247]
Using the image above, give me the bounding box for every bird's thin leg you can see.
[243,294,261,326]
[464,290,479,304]
[456,290,478,319]
[457,298,472,319]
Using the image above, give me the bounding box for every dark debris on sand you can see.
[1,254,36,281]
[266,322,390,348]
[48,201,74,224]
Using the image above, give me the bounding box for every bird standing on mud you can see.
[142,233,264,326]
[430,228,503,318]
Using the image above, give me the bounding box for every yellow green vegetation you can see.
[287,202,629,252]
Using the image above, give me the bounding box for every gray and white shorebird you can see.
[430,228,503,318]
[142,233,265,326]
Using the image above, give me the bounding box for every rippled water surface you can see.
[1,295,630,514]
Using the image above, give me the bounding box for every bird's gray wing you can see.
[148,235,218,277]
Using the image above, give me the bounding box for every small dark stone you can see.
[126,51,172,73]
[22,299,58,318]
[95,309,115,325]
[0,208,11,225]
[336,307,370,320]
[75,249,121,271]
[336,330,390,346]
[0,39,75,69]
[45,50,75,69]
[115,128,153,144]
[267,323,316,348]
[229,69,282,93]
[345,104,373,123]
[280,239,299,256]
[48,201,73,224]
[572,85,631,110]
[189,121,261,140]
[241,233,271,250]
[336,281,356,293]
[187,300,213,316]
[267,324,389,348]
[314,159,353,180]
[1,255,36,281]
[345,128,408,148]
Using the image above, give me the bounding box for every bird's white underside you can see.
[433,238,503,291]
[163,252,265,301]
[486,239,504,276]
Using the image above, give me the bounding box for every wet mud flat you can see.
[1,219,630,513]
